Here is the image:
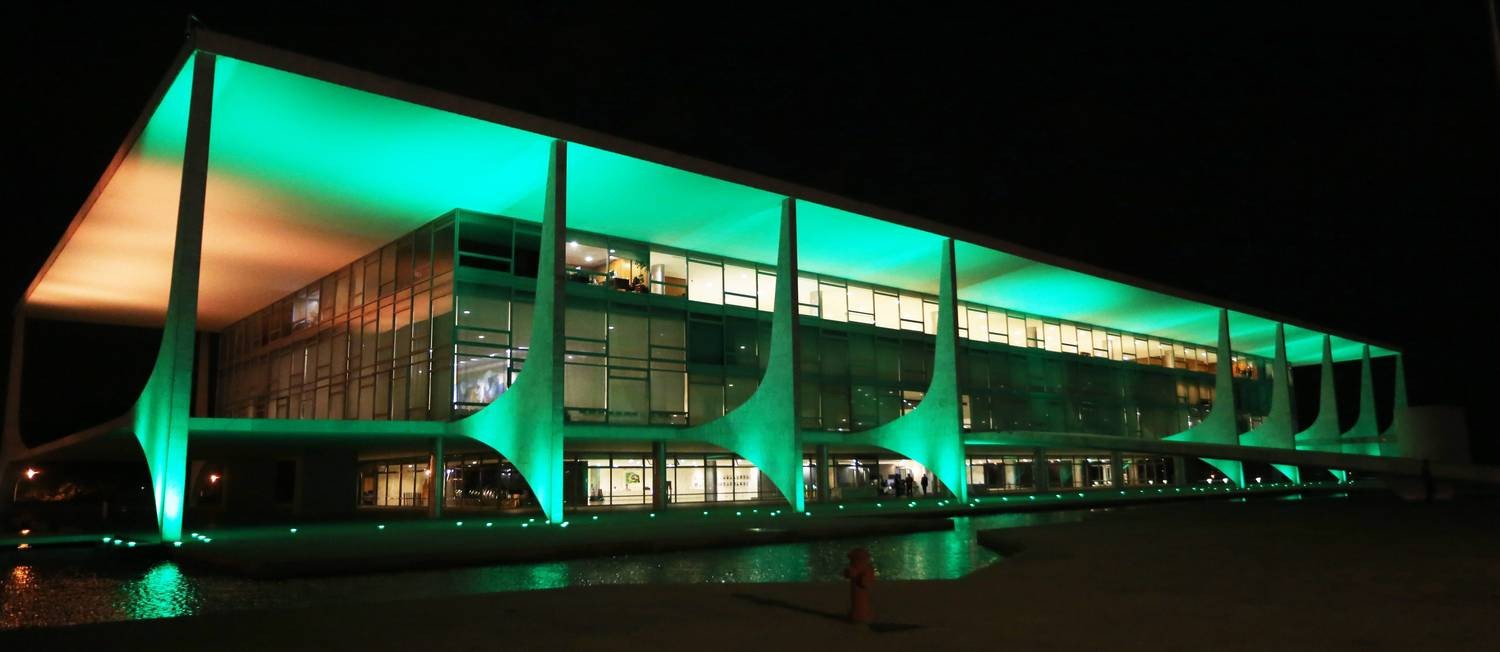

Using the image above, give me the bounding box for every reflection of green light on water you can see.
[117,562,200,621]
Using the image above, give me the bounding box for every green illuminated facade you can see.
[4,31,1451,543]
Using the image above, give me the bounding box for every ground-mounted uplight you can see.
[377,524,386,530]
[591,515,599,521]
[560,521,570,528]
[837,505,845,510]
[16,543,29,550]
[289,528,298,534]
[456,521,463,527]
[101,536,112,543]
[521,523,529,528]
[649,513,656,518]
[486,522,494,527]
[127,542,137,548]
[1028,496,1036,501]
[173,542,182,547]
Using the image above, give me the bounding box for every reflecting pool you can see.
[2,510,1080,629]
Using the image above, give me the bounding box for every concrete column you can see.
[133,51,216,542]
[0,313,26,513]
[192,332,213,417]
[651,441,668,510]
[1110,451,1125,488]
[1172,455,1189,486]
[1032,448,1049,491]
[430,436,445,518]
[816,444,831,503]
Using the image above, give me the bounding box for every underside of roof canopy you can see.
[23,32,1397,365]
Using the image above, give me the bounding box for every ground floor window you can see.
[967,456,1035,492]
[1120,455,1174,486]
[826,456,933,500]
[444,453,535,508]
[359,458,430,507]
[665,456,775,503]
[1047,455,1113,488]
[567,454,653,506]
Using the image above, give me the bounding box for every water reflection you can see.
[116,562,200,620]
[0,509,1076,629]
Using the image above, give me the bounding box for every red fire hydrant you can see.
[842,547,875,624]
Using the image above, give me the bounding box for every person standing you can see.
[920,473,929,496]
[904,473,915,497]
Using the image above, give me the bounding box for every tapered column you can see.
[862,238,968,502]
[1388,355,1412,458]
[133,52,216,542]
[1240,323,1300,484]
[1295,336,1340,451]
[451,140,567,522]
[1165,309,1244,486]
[1172,455,1188,486]
[688,199,804,511]
[1341,345,1381,456]
[1110,451,1125,488]
[1032,449,1049,491]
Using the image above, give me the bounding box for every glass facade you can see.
[214,210,1274,441]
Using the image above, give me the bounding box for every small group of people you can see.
[881,472,931,497]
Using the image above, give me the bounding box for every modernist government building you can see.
[2,30,1473,542]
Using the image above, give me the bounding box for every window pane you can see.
[820,283,847,322]
[874,292,900,329]
[756,272,776,312]
[724,264,756,299]
[688,260,723,305]
[650,251,687,297]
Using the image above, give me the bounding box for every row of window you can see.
[216,210,1271,430]
[354,451,1180,510]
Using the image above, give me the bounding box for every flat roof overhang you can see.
[21,29,1398,365]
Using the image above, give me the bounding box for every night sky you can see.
[6,4,1498,461]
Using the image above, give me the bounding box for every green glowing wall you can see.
[861,239,968,503]
[1165,309,1244,486]
[686,199,805,512]
[450,140,567,522]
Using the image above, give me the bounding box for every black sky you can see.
[5,4,1498,460]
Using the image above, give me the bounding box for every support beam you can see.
[1110,451,1124,488]
[861,238,968,502]
[0,312,26,513]
[816,444,831,503]
[689,199,805,511]
[1341,345,1382,456]
[651,441,667,510]
[1033,448,1049,491]
[132,51,216,542]
[1165,309,1244,486]
[430,436,445,518]
[451,140,567,523]
[1172,455,1188,486]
